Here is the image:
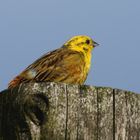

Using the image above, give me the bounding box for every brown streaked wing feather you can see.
[8,47,86,88]
[44,50,86,84]
[32,48,85,84]
[8,48,63,88]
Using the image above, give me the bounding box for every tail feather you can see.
[8,76,22,89]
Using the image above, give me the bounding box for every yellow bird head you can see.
[63,35,99,53]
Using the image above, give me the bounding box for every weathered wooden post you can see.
[0,82,140,140]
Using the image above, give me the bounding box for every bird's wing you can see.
[8,48,84,88]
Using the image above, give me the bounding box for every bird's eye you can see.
[86,39,90,44]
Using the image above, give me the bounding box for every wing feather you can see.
[8,48,85,88]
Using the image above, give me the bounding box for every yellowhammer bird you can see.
[8,35,99,89]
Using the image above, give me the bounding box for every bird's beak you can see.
[93,41,99,47]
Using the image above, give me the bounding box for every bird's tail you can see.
[8,76,22,89]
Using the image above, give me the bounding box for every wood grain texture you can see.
[0,82,139,140]
[115,89,140,140]
[97,87,113,140]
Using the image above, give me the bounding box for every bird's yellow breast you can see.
[84,51,92,73]
[82,50,92,82]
